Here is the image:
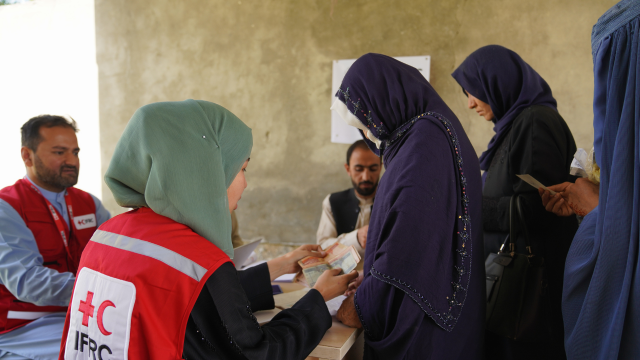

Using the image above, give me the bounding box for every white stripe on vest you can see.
[90,230,208,281]
[7,311,56,320]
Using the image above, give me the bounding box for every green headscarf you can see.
[105,99,253,258]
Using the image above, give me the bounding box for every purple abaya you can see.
[336,53,485,359]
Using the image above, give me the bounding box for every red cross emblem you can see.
[78,291,95,326]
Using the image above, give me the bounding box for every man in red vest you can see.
[0,115,110,360]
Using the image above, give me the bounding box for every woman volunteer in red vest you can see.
[58,100,357,360]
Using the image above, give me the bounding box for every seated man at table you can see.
[316,140,381,257]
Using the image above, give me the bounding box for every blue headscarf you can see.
[451,45,557,171]
[562,1,640,358]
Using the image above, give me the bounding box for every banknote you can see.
[329,249,358,274]
[319,243,361,272]
[301,263,332,287]
[296,243,361,287]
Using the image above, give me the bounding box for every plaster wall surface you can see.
[96,0,616,244]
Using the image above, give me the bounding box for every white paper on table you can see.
[516,174,556,195]
[242,251,258,267]
[273,273,295,282]
[233,237,263,270]
[325,295,347,317]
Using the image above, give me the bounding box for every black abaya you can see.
[183,263,331,360]
[482,105,579,360]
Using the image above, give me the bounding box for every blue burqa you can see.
[335,54,485,359]
[562,1,640,358]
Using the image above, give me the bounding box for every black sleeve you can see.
[483,107,577,234]
[185,262,332,360]
[237,263,275,311]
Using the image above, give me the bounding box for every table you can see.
[272,282,364,360]
[306,318,363,360]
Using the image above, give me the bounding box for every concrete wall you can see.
[95,0,616,244]
[0,0,102,198]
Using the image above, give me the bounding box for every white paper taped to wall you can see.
[331,56,431,144]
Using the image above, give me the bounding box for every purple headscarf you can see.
[337,54,484,357]
[451,45,557,171]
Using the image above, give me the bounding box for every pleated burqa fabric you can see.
[562,1,640,358]
[104,99,252,258]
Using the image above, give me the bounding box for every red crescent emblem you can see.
[97,300,116,336]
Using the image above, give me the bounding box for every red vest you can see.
[58,208,231,360]
[0,179,97,333]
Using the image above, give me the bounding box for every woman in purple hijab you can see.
[333,53,485,359]
[452,45,578,359]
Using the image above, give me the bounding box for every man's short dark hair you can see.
[21,115,78,151]
[346,140,373,165]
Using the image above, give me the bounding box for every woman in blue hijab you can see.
[333,53,485,359]
[562,1,640,358]
[452,46,579,359]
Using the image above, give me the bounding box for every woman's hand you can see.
[267,244,326,281]
[561,178,599,216]
[344,270,364,296]
[539,178,599,217]
[539,183,575,217]
[337,294,363,328]
[313,269,359,302]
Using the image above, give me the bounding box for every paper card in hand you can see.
[516,174,556,195]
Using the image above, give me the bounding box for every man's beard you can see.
[34,155,78,189]
[352,179,377,197]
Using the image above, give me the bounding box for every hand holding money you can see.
[539,186,575,217]
[313,269,359,302]
[296,243,361,287]
[267,244,327,281]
